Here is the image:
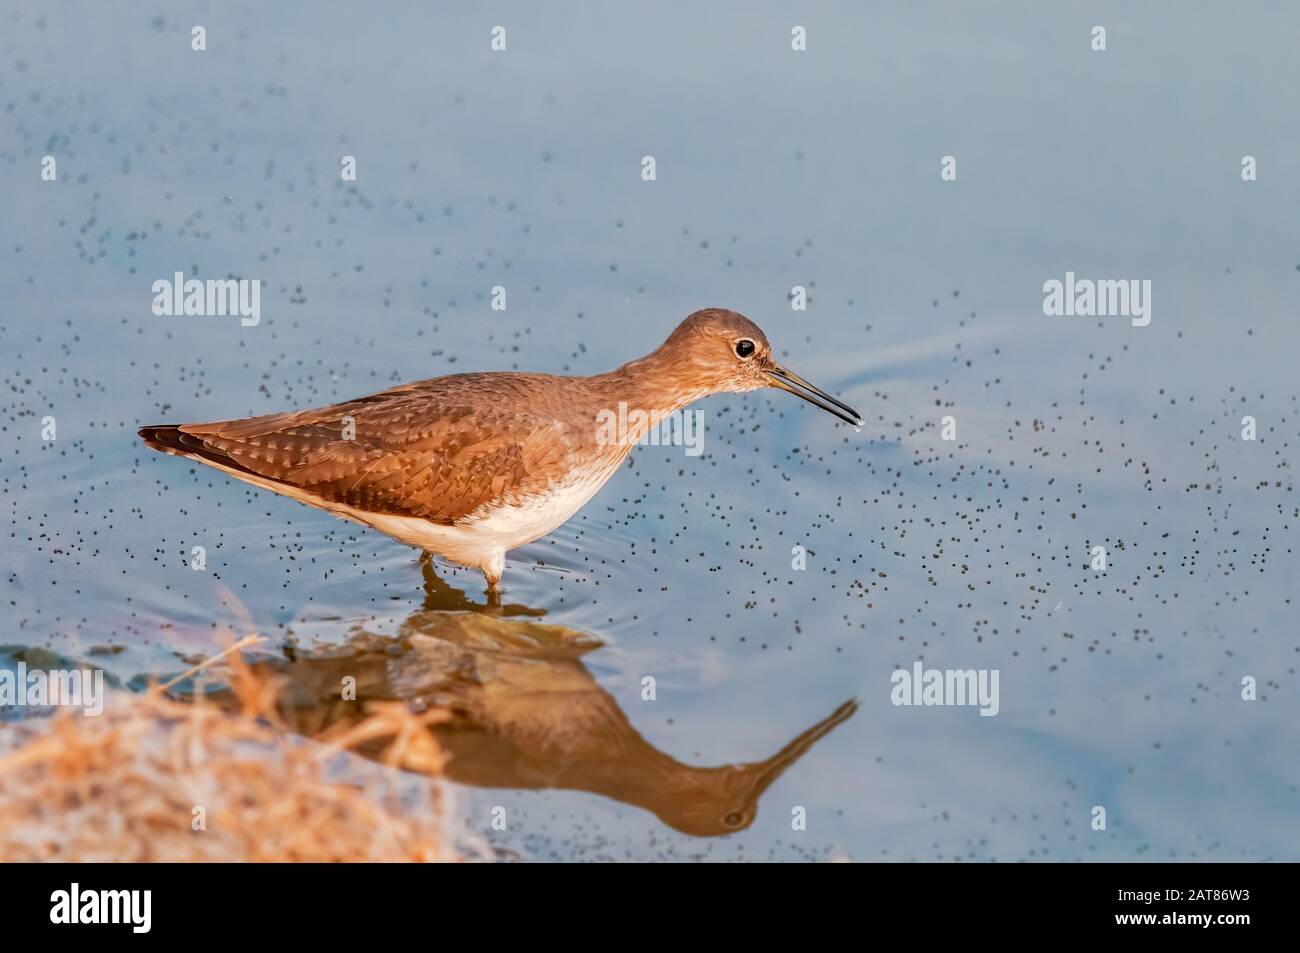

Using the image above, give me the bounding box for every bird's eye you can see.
[722,810,747,828]
[734,339,756,359]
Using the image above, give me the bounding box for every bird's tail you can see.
[138,424,189,456]
[138,425,241,473]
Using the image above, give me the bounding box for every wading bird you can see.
[140,309,861,597]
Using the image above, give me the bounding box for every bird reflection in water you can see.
[236,562,857,837]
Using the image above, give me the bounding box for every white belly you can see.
[178,453,617,575]
[341,469,613,572]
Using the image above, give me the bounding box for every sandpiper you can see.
[140,308,861,596]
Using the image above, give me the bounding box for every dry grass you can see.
[0,637,456,862]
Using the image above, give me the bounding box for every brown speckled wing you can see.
[141,374,592,524]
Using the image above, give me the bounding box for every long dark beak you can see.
[767,364,862,427]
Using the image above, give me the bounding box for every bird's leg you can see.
[483,550,505,607]
[418,550,432,567]
[420,549,540,616]
[483,572,503,609]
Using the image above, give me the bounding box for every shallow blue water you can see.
[2,1,1297,860]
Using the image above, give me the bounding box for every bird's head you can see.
[660,308,862,426]
[647,699,860,837]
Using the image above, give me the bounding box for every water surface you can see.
[2,1,1298,860]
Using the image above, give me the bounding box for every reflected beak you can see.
[766,364,862,427]
[743,699,859,800]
